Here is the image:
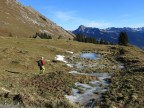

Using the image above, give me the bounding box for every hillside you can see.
[0,0,73,39]
[73,25,144,48]
[0,37,143,107]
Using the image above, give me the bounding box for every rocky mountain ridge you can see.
[73,25,144,48]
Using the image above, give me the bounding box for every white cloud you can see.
[54,11,75,21]
[52,10,111,30]
[85,21,111,28]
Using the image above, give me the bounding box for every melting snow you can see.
[54,55,67,63]
[65,72,111,106]
[54,53,113,106]
[90,80,100,86]
[66,51,74,54]
[119,65,125,69]
[75,82,92,89]
[66,64,73,67]
[69,71,80,74]
[69,71,88,75]
[54,55,73,67]
[1,87,11,93]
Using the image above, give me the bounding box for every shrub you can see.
[39,15,47,22]
[9,32,13,37]
[119,48,126,55]
[33,32,52,39]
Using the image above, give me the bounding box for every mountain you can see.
[73,25,144,48]
[0,0,73,38]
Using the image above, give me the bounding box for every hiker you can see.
[37,57,45,74]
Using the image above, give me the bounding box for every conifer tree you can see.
[118,32,129,45]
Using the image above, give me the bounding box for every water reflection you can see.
[80,53,100,60]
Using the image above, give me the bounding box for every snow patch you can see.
[1,87,11,93]
[54,55,73,67]
[54,55,67,63]
[65,72,111,105]
[90,80,100,86]
[66,51,74,54]
[119,65,125,69]
[69,71,87,75]
[66,64,73,67]
[75,82,92,89]
[69,71,80,74]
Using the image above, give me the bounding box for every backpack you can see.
[38,60,42,67]
[41,59,44,65]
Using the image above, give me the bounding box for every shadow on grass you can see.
[5,70,21,74]
[132,67,144,72]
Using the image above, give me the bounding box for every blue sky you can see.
[18,0,144,30]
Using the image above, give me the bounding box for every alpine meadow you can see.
[0,0,144,108]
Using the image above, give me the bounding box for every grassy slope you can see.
[0,37,143,108]
[0,0,73,38]
[0,37,101,107]
[0,37,100,73]
[100,46,144,108]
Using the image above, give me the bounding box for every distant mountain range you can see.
[0,0,73,39]
[73,25,144,48]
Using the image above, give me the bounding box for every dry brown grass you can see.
[99,45,144,108]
